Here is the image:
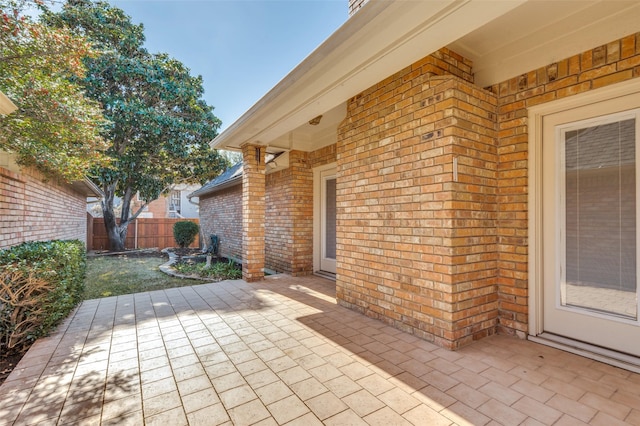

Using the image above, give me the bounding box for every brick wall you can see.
[265,150,315,275]
[0,163,88,249]
[309,144,337,169]
[264,147,336,276]
[337,50,498,349]
[199,184,242,261]
[265,166,293,274]
[490,32,640,336]
[198,144,336,276]
[333,34,640,348]
[348,0,367,16]
[242,144,266,282]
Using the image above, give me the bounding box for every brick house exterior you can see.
[205,1,640,365]
[0,152,101,250]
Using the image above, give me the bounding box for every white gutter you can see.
[211,0,525,150]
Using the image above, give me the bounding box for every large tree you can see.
[0,0,109,181]
[44,0,227,251]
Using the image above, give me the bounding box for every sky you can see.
[108,0,348,131]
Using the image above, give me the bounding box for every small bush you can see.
[0,240,86,357]
[173,221,200,248]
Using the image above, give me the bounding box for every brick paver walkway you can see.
[1,275,639,425]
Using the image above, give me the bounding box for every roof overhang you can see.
[212,0,640,153]
[71,178,104,198]
[190,175,242,199]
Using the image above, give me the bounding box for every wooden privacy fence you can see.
[89,218,200,251]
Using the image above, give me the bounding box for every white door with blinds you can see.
[320,170,337,274]
[542,104,640,358]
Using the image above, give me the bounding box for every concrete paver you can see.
[1,274,639,425]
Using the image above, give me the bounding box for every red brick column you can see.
[241,144,265,282]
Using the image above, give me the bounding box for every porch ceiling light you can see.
[308,115,323,126]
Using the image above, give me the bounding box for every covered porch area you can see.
[1,275,638,425]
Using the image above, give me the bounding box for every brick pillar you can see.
[241,144,265,282]
[289,150,313,276]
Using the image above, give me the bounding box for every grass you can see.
[83,255,195,299]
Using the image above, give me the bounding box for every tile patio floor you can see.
[1,274,639,426]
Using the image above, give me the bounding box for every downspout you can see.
[188,194,205,251]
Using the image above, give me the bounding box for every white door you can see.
[320,170,337,274]
[542,101,640,358]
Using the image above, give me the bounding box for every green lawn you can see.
[83,255,197,299]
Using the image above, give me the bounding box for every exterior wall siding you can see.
[333,35,640,349]
[0,164,87,249]
[348,0,367,16]
[265,150,314,275]
[198,33,640,349]
[263,147,337,276]
[491,32,640,337]
[198,185,243,261]
[198,145,336,276]
[336,58,498,348]
[266,168,292,273]
[309,144,337,169]
[242,144,266,282]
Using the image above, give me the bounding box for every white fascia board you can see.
[71,178,104,198]
[212,0,525,150]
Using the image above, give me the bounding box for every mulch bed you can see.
[0,352,23,386]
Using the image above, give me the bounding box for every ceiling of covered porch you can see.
[211,0,640,156]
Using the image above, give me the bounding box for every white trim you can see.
[528,78,640,362]
[313,163,337,273]
[553,110,640,325]
[529,334,640,374]
[211,0,523,150]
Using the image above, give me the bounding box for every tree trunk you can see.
[102,182,129,251]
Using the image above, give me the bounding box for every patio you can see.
[0,275,639,426]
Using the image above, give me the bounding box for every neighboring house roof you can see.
[211,0,640,153]
[189,162,243,198]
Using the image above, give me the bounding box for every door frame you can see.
[313,163,337,274]
[528,78,640,372]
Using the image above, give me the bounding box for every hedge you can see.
[0,240,86,357]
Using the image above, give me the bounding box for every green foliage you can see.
[174,258,242,280]
[42,0,229,250]
[83,255,192,299]
[173,221,199,248]
[0,0,110,181]
[0,240,86,357]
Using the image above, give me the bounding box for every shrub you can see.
[0,240,86,357]
[174,258,242,280]
[173,221,200,248]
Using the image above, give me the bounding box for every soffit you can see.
[449,1,640,88]
[212,0,525,152]
[213,0,640,154]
